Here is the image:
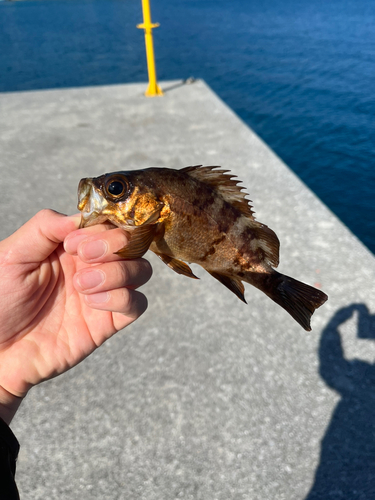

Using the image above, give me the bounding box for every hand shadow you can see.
[306,304,375,500]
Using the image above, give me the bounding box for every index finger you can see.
[64,222,117,254]
[64,226,131,263]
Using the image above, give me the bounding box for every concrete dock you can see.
[1,80,375,499]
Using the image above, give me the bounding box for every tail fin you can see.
[244,271,328,331]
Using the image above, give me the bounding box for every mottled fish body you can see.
[78,166,327,330]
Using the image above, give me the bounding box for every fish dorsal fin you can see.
[181,165,255,219]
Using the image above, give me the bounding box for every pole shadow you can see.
[161,77,197,93]
[306,304,375,500]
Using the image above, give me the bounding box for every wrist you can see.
[0,386,23,425]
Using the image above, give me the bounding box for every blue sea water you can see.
[1,0,374,253]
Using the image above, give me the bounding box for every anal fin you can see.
[208,271,247,304]
[154,253,199,279]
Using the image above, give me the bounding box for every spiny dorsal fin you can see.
[181,165,255,219]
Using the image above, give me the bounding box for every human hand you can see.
[0,209,152,424]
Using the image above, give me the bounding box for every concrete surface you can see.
[1,80,375,500]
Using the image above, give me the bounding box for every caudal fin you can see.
[245,271,328,331]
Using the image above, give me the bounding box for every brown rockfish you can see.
[78,166,327,331]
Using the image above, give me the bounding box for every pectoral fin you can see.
[208,271,247,303]
[116,223,159,260]
[154,253,199,279]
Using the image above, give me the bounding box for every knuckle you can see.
[36,208,59,222]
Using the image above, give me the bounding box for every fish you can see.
[78,165,328,331]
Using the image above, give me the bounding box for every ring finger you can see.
[74,258,152,294]
[84,287,148,321]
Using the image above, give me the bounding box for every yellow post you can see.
[136,0,163,97]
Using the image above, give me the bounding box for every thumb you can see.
[1,209,80,265]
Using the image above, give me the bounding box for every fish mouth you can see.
[78,178,110,228]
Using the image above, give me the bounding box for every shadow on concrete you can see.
[162,78,197,93]
[306,304,375,500]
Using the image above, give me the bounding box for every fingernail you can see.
[77,270,105,290]
[86,292,110,304]
[64,233,88,254]
[81,240,107,260]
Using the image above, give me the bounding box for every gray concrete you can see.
[1,80,374,499]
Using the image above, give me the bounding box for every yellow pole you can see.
[136,0,163,97]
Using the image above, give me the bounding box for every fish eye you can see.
[106,179,126,197]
